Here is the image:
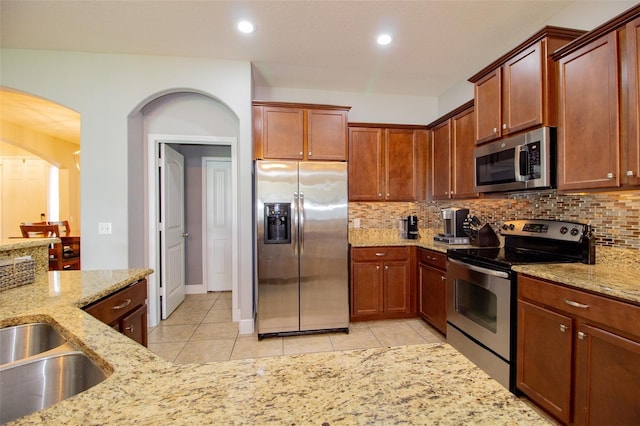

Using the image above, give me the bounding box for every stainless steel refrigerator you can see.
[255,160,349,339]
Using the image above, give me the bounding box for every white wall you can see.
[0,49,255,326]
[254,86,438,124]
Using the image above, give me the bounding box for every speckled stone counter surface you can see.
[349,228,474,253]
[514,246,640,304]
[0,238,59,276]
[350,228,640,306]
[0,269,551,425]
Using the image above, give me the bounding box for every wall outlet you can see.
[353,218,360,228]
[98,222,112,235]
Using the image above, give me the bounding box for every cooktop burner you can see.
[447,219,595,270]
[447,246,579,270]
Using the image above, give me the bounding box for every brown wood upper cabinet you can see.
[469,27,584,145]
[553,5,640,191]
[428,101,478,200]
[348,123,427,201]
[253,101,350,161]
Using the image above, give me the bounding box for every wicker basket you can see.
[0,257,36,292]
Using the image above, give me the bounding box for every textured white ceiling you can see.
[1,0,581,97]
[0,0,634,141]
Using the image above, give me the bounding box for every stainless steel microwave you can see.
[474,127,555,193]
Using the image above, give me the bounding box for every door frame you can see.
[146,134,238,327]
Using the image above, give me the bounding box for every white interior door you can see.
[160,144,186,319]
[1,157,49,238]
[205,158,232,291]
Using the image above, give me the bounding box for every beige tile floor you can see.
[148,291,445,364]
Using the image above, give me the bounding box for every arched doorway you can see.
[0,88,80,239]
[127,90,240,328]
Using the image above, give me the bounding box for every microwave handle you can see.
[514,144,529,182]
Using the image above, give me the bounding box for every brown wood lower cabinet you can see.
[517,274,640,424]
[83,278,148,347]
[417,248,447,334]
[350,246,415,321]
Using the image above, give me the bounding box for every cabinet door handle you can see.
[563,299,589,309]
[375,252,387,257]
[578,331,586,340]
[376,265,380,270]
[607,172,615,179]
[559,324,569,333]
[441,276,446,282]
[385,265,388,270]
[627,170,635,177]
[113,299,132,310]
[502,124,507,130]
[125,325,135,332]
[493,127,497,133]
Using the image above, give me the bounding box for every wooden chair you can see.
[19,224,59,238]
[19,223,81,271]
[48,220,72,236]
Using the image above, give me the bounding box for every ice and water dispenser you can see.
[264,203,291,244]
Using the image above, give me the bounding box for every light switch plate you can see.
[98,222,112,235]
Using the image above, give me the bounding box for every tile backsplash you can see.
[349,189,640,250]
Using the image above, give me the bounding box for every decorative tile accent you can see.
[349,189,640,250]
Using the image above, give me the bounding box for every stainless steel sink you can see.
[0,322,110,423]
[0,322,67,364]
[0,350,109,424]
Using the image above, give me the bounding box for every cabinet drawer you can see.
[417,248,446,270]
[352,246,409,262]
[84,279,147,326]
[519,275,640,339]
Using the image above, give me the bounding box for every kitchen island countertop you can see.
[0,269,552,425]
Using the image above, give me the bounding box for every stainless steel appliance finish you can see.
[447,258,512,361]
[434,207,470,244]
[474,127,555,193]
[446,219,593,393]
[255,160,349,338]
[447,258,513,390]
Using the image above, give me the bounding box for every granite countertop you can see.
[350,228,640,305]
[0,237,59,251]
[349,228,473,253]
[0,269,551,425]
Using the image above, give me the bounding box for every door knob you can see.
[182,233,189,238]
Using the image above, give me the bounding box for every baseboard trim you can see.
[185,284,206,294]
[239,318,255,335]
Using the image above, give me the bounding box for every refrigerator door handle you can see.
[293,192,299,255]
[299,192,305,254]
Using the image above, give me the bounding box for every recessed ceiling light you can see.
[237,20,254,34]
[377,34,392,46]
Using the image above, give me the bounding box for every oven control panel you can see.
[501,219,588,242]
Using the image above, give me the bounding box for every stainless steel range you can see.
[446,219,595,392]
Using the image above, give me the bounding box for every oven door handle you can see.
[448,258,510,279]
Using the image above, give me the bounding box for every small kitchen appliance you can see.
[401,215,419,239]
[446,219,596,393]
[434,207,470,244]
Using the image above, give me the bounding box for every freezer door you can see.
[256,160,300,335]
[298,162,349,331]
